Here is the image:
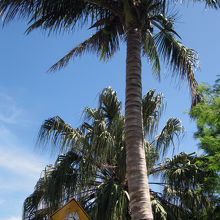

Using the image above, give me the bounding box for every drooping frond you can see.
[23,152,82,220]
[98,88,125,171]
[151,190,191,220]
[145,140,159,171]
[143,29,161,79]
[43,152,80,208]
[22,162,64,220]
[149,152,218,218]
[37,116,84,152]
[155,118,183,157]
[80,87,124,164]
[0,0,117,32]
[142,89,164,137]
[161,152,214,213]
[23,178,46,220]
[162,152,216,190]
[153,28,200,106]
[88,179,130,220]
[164,185,209,216]
[178,0,220,9]
[49,27,120,71]
[82,115,115,162]
[0,0,88,28]
[98,87,121,123]
[151,194,167,220]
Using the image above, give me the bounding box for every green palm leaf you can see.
[154,28,201,106]
[49,27,121,71]
[143,29,161,79]
[37,116,84,152]
[142,89,164,137]
[155,118,184,157]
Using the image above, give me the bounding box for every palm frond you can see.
[0,0,88,27]
[145,140,159,170]
[178,0,220,9]
[165,186,209,210]
[154,28,200,106]
[48,27,120,71]
[37,116,83,153]
[162,152,211,189]
[151,194,167,220]
[0,0,36,23]
[86,0,120,15]
[155,118,183,157]
[151,190,191,220]
[23,177,53,220]
[98,87,121,123]
[0,0,115,32]
[87,115,115,161]
[89,179,129,220]
[160,152,215,215]
[142,89,164,137]
[142,29,161,79]
[23,152,83,220]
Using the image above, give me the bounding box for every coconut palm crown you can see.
[1,0,218,103]
[23,88,215,220]
[1,1,219,219]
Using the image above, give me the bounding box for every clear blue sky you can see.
[0,3,219,220]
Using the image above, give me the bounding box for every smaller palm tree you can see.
[23,88,215,220]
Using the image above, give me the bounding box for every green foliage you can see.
[190,76,220,217]
[190,77,220,175]
[23,87,215,219]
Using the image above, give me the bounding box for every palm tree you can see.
[23,87,214,220]
[1,1,219,219]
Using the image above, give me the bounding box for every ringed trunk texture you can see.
[125,28,153,220]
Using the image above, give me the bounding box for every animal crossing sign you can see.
[50,199,91,220]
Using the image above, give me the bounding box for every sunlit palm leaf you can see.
[23,177,53,219]
[0,0,113,31]
[151,190,191,220]
[0,0,88,26]
[89,179,129,220]
[161,152,213,213]
[151,194,167,220]
[98,87,121,123]
[179,0,220,8]
[155,118,184,157]
[37,116,84,152]
[145,140,159,171]
[154,29,200,106]
[142,89,164,137]
[143,30,161,79]
[49,28,120,71]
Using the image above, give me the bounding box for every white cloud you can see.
[0,125,17,147]
[0,92,22,124]
[4,217,21,220]
[0,91,52,220]
[0,147,42,178]
[0,125,51,191]
[0,124,45,177]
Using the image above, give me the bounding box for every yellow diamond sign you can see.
[50,198,91,220]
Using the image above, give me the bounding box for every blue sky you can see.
[0,3,220,220]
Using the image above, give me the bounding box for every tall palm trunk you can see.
[125,28,153,220]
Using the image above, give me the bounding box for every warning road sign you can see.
[50,198,91,220]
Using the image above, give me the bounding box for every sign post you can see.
[50,198,91,220]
